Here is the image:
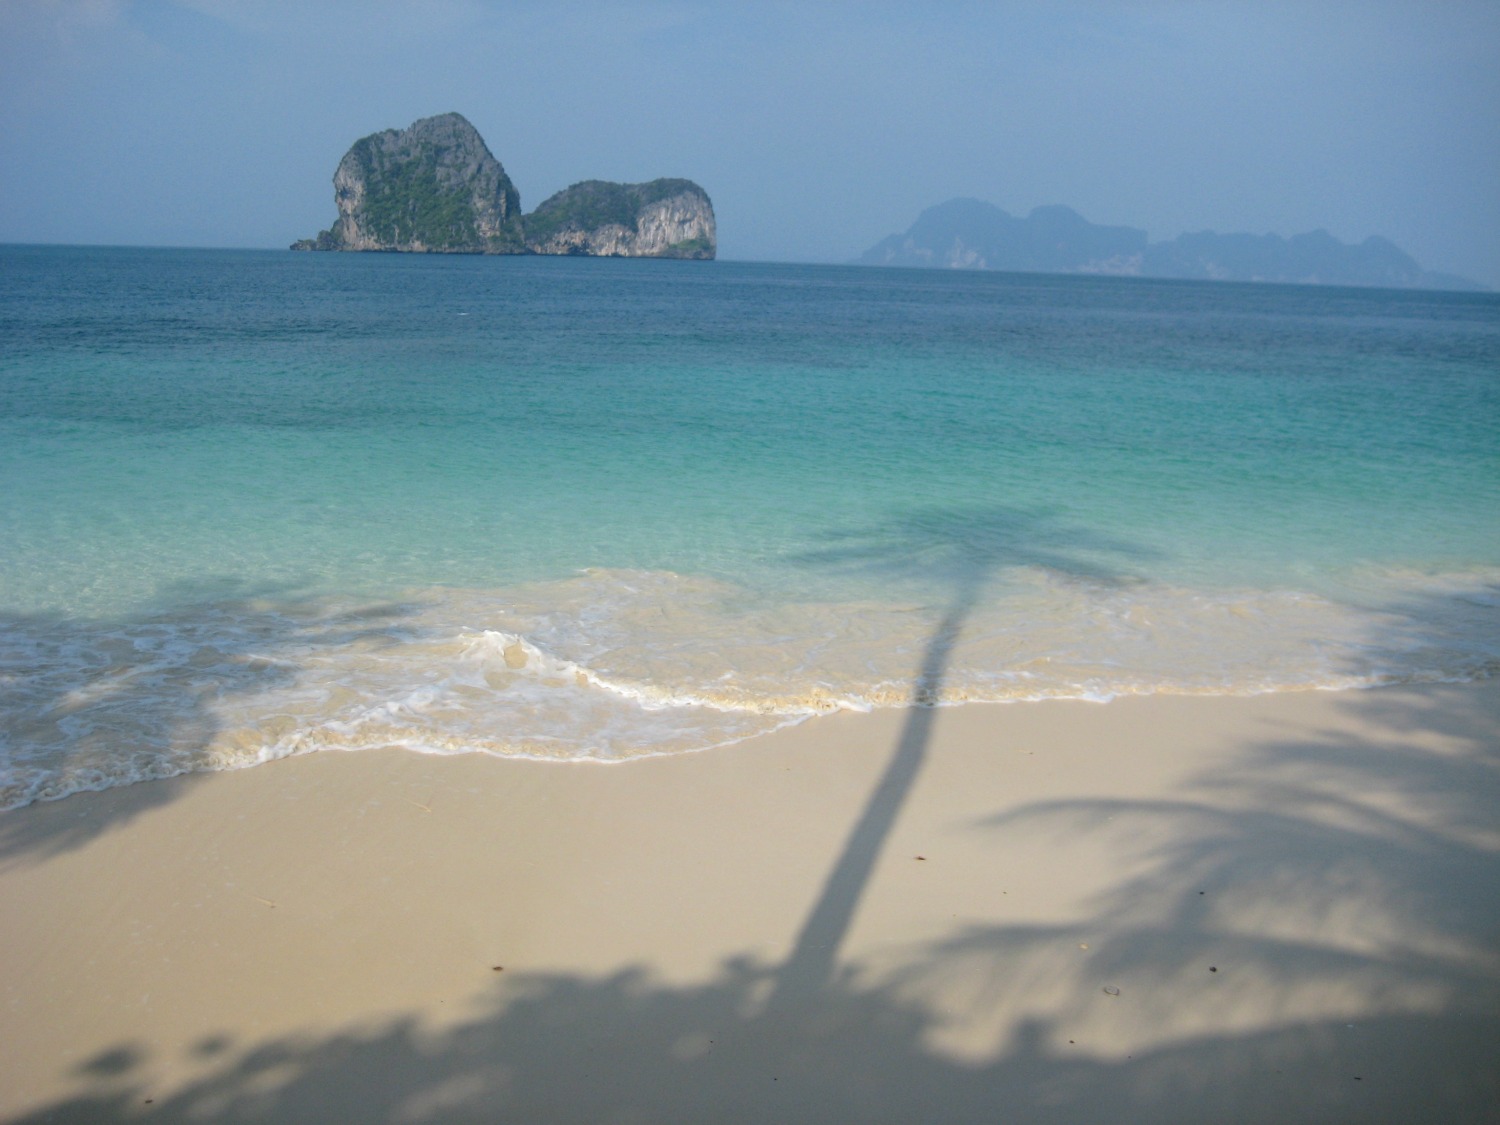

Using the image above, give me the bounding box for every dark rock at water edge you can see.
[293,113,714,260]
[859,198,1483,291]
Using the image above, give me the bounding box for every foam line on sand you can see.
[1,682,1497,1122]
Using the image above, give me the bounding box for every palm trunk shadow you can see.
[767,591,974,1009]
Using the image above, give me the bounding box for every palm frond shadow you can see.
[0,584,430,863]
[769,505,1159,1005]
[895,684,1499,1078]
[30,685,1495,1124]
[13,519,1499,1122]
[792,503,1158,589]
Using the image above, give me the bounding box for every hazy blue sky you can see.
[3,1,1497,284]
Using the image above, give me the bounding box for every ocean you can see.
[2,245,1497,807]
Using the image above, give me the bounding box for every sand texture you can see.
[1,682,1497,1123]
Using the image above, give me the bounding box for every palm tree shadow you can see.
[13,530,1500,1123]
[885,681,1500,1113]
[24,945,1496,1123]
[0,583,429,864]
[794,503,1156,589]
[770,505,1157,1005]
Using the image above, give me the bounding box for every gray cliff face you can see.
[294,116,715,259]
[522,180,716,258]
[296,113,523,253]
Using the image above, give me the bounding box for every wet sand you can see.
[1,682,1497,1123]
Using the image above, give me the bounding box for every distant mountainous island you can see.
[858,198,1482,291]
[293,113,715,259]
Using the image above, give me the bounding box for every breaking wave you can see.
[3,565,1497,809]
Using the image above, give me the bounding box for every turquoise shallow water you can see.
[2,246,1498,805]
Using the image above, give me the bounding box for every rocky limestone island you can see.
[293,112,715,259]
[524,179,715,258]
[858,198,1482,291]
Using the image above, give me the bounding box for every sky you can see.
[2,0,1498,285]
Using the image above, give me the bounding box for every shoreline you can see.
[2,682,1497,1122]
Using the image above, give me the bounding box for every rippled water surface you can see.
[2,246,1497,805]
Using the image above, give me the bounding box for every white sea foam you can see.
[2,564,1497,809]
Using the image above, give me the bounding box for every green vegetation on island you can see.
[294,114,714,259]
[523,179,715,258]
[340,135,523,253]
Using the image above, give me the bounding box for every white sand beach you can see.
[2,682,1497,1123]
